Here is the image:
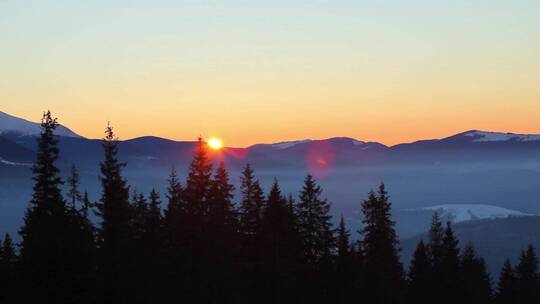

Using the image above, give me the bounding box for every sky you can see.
[1,1,539,147]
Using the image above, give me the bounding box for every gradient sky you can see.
[1,1,539,147]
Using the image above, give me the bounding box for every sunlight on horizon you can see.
[208,137,224,150]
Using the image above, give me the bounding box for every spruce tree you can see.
[146,189,163,252]
[427,212,444,268]
[515,244,540,302]
[162,167,185,301]
[259,180,302,304]
[163,167,184,250]
[296,174,335,302]
[336,215,351,266]
[66,164,82,209]
[205,162,239,303]
[425,213,444,303]
[238,163,264,237]
[18,111,76,302]
[64,165,97,304]
[237,163,265,303]
[208,162,237,235]
[334,216,355,303]
[495,259,518,304]
[0,233,17,303]
[439,221,461,304]
[459,243,492,304]
[360,184,403,304]
[407,240,432,304]
[95,123,132,303]
[182,138,214,301]
[297,174,335,263]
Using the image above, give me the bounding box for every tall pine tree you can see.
[238,163,264,237]
[259,180,302,304]
[360,184,403,304]
[297,174,334,263]
[0,234,17,303]
[96,123,132,303]
[18,111,90,302]
[459,243,492,304]
[515,244,540,302]
[407,240,432,304]
[495,259,518,304]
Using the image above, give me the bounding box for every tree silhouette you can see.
[460,243,492,304]
[95,123,132,303]
[259,180,302,304]
[407,240,432,304]
[515,244,540,302]
[495,259,518,304]
[0,234,17,303]
[360,184,403,303]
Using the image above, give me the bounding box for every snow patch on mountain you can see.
[271,140,312,150]
[422,204,533,223]
[0,111,81,138]
[351,139,365,145]
[0,157,32,167]
[464,131,540,142]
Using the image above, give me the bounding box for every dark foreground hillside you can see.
[402,216,540,277]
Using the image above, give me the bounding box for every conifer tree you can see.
[163,167,184,250]
[515,244,540,302]
[425,213,444,303]
[427,212,444,268]
[162,167,186,301]
[182,138,214,300]
[64,165,97,304]
[336,215,351,265]
[407,240,432,304]
[66,164,82,210]
[146,189,163,252]
[495,259,518,304]
[164,167,184,227]
[205,162,239,302]
[360,184,403,303]
[238,163,264,237]
[237,163,265,303]
[297,174,334,263]
[459,243,492,304]
[439,221,461,304]
[208,162,237,234]
[18,111,77,302]
[334,215,355,303]
[131,191,148,244]
[184,138,213,219]
[0,233,17,303]
[95,123,132,303]
[259,180,302,303]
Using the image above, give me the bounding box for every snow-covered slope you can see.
[271,139,313,150]
[0,111,81,138]
[463,130,540,142]
[422,204,533,223]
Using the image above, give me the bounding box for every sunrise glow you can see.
[208,138,223,150]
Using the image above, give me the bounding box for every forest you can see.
[0,111,538,304]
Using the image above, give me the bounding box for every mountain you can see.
[0,111,81,138]
[0,136,34,163]
[2,111,540,242]
[419,204,534,223]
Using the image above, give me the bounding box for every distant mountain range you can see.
[0,111,81,138]
[2,110,540,272]
[2,110,540,170]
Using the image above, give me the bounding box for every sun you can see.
[207,137,223,150]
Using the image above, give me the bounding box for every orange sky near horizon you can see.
[1,1,539,147]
